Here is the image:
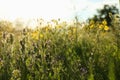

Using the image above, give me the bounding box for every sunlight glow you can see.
[0,0,73,21]
[0,0,118,22]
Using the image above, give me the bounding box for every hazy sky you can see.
[0,0,119,22]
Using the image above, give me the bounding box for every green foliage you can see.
[89,5,119,26]
[0,17,120,80]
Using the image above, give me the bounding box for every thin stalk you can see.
[75,16,78,44]
[119,0,120,13]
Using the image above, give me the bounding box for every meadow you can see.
[0,17,120,80]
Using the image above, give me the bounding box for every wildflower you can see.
[90,24,94,28]
[40,34,43,38]
[12,69,21,78]
[102,20,107,25]
[99,24,103,29]
[104,26,109,31]
[31,31,39,40]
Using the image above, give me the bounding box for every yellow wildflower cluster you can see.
[100,20,109,31]
[89,19,109,31]
[99,24,103,29]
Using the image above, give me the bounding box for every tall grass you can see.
[0,17,120,80]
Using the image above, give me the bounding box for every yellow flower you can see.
[31,31,39,40]
[90,24,94,28]
[104,26,109,31]
[40,34,43,38]
[102,20,107,25]
[99,24,103,29]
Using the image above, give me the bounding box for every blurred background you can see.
[0,0,119,28]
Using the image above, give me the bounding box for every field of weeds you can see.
[0,18,120,80]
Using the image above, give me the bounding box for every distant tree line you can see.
[88,4,119,26]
